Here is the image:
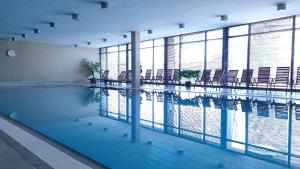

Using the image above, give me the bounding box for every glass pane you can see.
[119,51,126,74]
[292,105,300,167]
[119,45,126,51]
[251,17,293,34]
[107,52,118,79]
[181,42,204,71]
[140,93,153,127]
[294,29,300,83]
[140,40,153,48]
[181,32,205,43]
[107,46,118,53]
[100,48,106,53]
[100,53,107,71]
[229,25,249,36]
[206,39,223,76]
[228,36,248,78]
[107,90,118,118]
[250,31,292,78]
[296,15,300,28]
[207,29,223,39]
[167,44,180,69]
[168,36,180,45]
[154,46,164,73]
[141,48,153,76]
[205,105,221,144]
[154,38,164,46]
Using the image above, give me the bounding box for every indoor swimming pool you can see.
[0,85,299,169]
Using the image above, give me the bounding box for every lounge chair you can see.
[152,69,164,83]
[221,70,238,87]
[141,69,152,83]
[252,67,271,91]
[106,71,126,84]
[240,98,252,113]
[270,67,290,91]
[164,69,173,84]
[124,70,132,83]
[195,69,211,85]
[255,99,270,117]
[208,69,224,87]
[99,70,109,82]
[171,69,181,84]
[236,69,254,87]
[296,104,300,120]
[274,102,288,119]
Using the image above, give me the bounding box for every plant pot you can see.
[185,81,192,88]
[89,78,97,84]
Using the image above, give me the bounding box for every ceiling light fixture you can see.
[50,22,56,28]
[87,42,91,45]
[123,35,127,38]
[179,23,185,29]
[277,2,286,11]
[34,28,40,34]
[220,15,228,21]
[74,44,78,47]
[102,38,107,42]
[11,37,16,42]
[147,29,153,34]
[21,34,27,38]
[72,13,79,21]
[100,1,108,9]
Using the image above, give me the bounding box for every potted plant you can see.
[179,70,200,88]
[82,59,101,84]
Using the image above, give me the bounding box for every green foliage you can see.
[179,70,200,79]
[82,58,101,78]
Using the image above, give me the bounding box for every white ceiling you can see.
[0,0,299,48]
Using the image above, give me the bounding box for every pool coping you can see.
[0,115,108,169]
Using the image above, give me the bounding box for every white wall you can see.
[0,40,99,83]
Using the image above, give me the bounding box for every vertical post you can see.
[179,35,182,71]
[130,31,141,143]
[163,92,169,133]
[152,40,155,76]
[246,24,252,89]
[220,96,227,149]
[204,31,208,87]
[131,31,141,88]
[287,100,293,167]
[222,27,229,75]
[164,37,169,81]
[290,16,296,92]
[245,97,249,153]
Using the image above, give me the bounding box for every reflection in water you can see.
[97,87,300,168]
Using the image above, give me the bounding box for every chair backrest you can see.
[212,69,224,82]
[200,69,212,82]
[274,103,288,119]
[101,70,109,80]
[257,67,270,83]
[126,70,132,81]
[173,69,180,80]
[156,69,163,80]
[275,67,290,84]
[241,69,253,83]
[144,69,152,80]
[296,67,300,85]
[226,70,239,83]
[117,71,126,81]
[166,69,173,78]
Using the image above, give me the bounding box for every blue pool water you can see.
[0,85,299,169]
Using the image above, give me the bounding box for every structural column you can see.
[131,31,141,143]
[222,27,229,75]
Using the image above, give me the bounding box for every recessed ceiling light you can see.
[123,35,127,38]
[72,13,79,21]
[102,38,107,42]
[221,15,228,21]
[11,37,16,42]
[277,3,286,11]
[34,28,40,34]
[74,44,78,47]
[147,29,153,34]
[87,42,91,45]
[100,1,108,9]
[21,34,27,38]
[50,22,56,28]
[179,23,185,29]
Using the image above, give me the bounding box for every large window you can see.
[249,18,293,78]
[228,25,249,78]
[140,41,153,77]
[153,39,165,75]
[206,29,223,76]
